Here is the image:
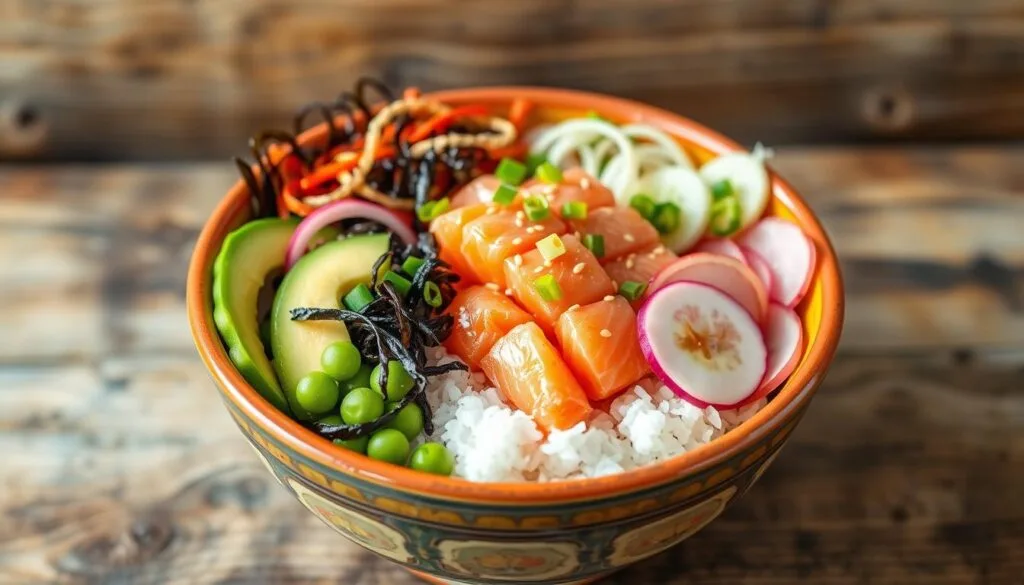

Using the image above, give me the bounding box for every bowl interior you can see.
[187,87,844,503]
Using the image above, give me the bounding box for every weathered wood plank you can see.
[4,1,1024,160]
[1,353,1021,584]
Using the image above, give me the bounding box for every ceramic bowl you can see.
[187,87,844,585]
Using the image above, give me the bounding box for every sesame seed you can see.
[514,254,523,266]
[603,295,615,302]
[623,233,636,243]
[567,304,580,312]
[486,206,498,215]
[505,288,513,296]
[573,231,582,239]
[600,329,612,338]
[626,256,636,269]
[611,279,618,289]
[515,217,524,227]
[543,260,552,268]
[516,210,526,221]
[511,237,523,245]
[533,266,545,274]
[485,282,500,291]
[580,178,591,189]
[572,262,585,274]
[652,245,666,255]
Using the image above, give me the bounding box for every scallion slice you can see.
[496,158,528,186]
[629,194,657,220]
[524,196,550,221]
[710,179,735,201]
[536,233,566,262]
[343,283,374,312]
[401,256,425,276]
[709,197,742,237]
[619,280,647,301]
[582,233,605,259]
[423,281,443,308]
[525,153,548,177]
[536,162,563,184]
[492,183,518,206]
[416,197,450,222]
[651,202,682,235]
[560,200,588,220]
[382,271,413,297]
[533,274,563,302]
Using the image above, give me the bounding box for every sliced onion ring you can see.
[285,198,416,270]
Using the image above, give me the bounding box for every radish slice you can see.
[698,153,769,233]
[738,218,816,307]
[638,281,768,407]
[633,167,711,254]
[650,253,769,324]
[747,303,804,403]
[740,246,774,296]
[695,239,748,265]
[285,199,416,269]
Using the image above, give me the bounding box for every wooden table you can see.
[2,147,1022,584]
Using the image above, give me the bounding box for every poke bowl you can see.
[187,83,843,585]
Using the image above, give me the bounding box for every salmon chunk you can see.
[603,244,678,306]
[460,209,567,287]
[555,296,650,400]
[449,175,502,209]
[503,234,615,334]
[522,168,616,213]
[444,286,532,370]
[430,203,490,282]
[569,207,660,263]
[481,322,593,431]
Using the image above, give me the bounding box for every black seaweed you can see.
[233,77,493,218]
[293,235,465,441]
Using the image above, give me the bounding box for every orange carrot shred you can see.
[403,87,422,100]
[408,105,490,143]
[509,99,535,132]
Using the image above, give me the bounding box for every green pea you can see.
[366,429,410,465]
[340,363,374,396]
[386,402,424,440]
[340,387,385,425]
[333,436,369,454]
[321,340,362,382]
[318,414,343,426]
[295,371,340,415]
[370,361,415,402]
[409,442,455,476]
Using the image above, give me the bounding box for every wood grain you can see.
[4,0,1024,160]
[1,147,1022,583]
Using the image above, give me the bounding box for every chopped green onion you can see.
[382,271,412,297]
[523,196,550,221]
[492,183,518,205]
[651,202,682,235]
[560,201,588,220]
[417,197,450,223]
[536,162,563,184]
[401,256,425,276]
[525,153,548,177]
[536,233,566,262]
[343,283,374,312]
[710,179,735,201]
[582,233,605,259]
[709,197,742,237]
[629,194,657,220]
[533,274,563,302]
[619,280,648,302]
[495,158,528,186]
[423,281,443,308]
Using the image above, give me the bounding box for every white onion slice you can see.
[530,119,637,200]
[621,124,693,169]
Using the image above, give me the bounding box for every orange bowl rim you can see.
[187,86,844,504]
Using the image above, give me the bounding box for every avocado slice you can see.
[212,218,296,413]
[270,233,391,420]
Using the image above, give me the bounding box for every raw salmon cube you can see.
[430,203,490,282]
[555,296,650,400]
[481,322,593,431]
[443,286,532,370]
[504,235,615,334]
[603,244,678,306]
[522,168,616,213]
[569,207,659,263]
[460,209,567,288]
[450,175,502,209]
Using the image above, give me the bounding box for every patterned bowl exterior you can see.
[188,88,844,585]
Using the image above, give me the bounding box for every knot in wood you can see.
[862,86,915,134]
[0,98,49,159]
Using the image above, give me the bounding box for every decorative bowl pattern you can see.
[187,87,844,584]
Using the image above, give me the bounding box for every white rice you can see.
[423,348,767,482]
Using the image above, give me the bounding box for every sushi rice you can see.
[423,347,766,482]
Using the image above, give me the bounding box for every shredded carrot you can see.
[266,143,291,166]
[403,87,421,101]
[508,99,535,132]
[299,157,359,192]
[408,105,490,143]
[282,185,315,216]
[487,142,529,161]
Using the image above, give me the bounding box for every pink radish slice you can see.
[738,218,816,307]
[742,303,804,405]
[740,246,774,296]
[695,239,749,265]
[285,199,416,269]
[650,252,769,324]
[638,281,768,408]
